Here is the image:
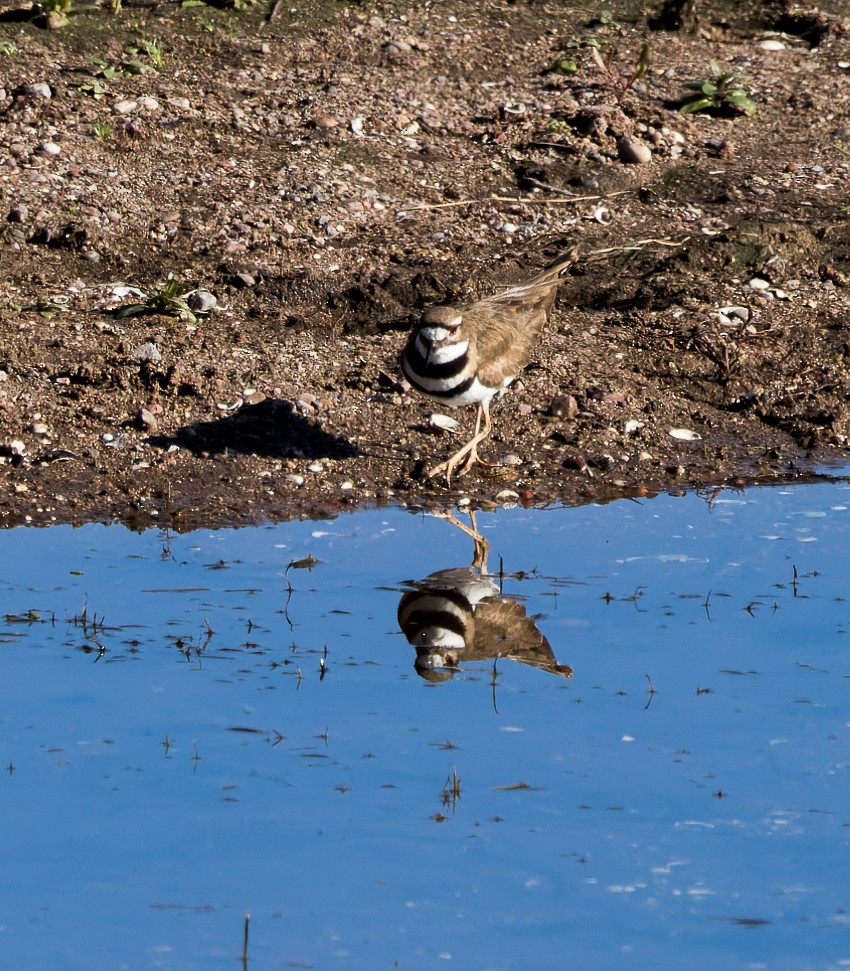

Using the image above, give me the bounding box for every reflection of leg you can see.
[437,509,490,572]
[427,401,494,486]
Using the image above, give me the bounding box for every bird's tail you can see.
[533,247,580,283]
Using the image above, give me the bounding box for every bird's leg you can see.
[427,402,495,486]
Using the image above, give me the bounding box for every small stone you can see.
[287,475,305,486]
[383,39,411,57]
[31,423,49,436]
[187,289,217,313]
[617,136,652,165]
[747,277,771,290]
[233,272,256,288]
[313,113,339,129]
[131,342,162,363]
[242,391,266,406]
[9,439,26,456]
[19,82,52,100]
[548,394,579,419]
[114,99,139,115]
[14,483,28,494]
[340,481,354,491]
[139,408,157,430]
[307,462,324,473]
[36,142,61,156]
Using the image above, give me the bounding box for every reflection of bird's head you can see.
[398,578,479,681]
[413,647,460,682]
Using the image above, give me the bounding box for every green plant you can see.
[92,119,113,139]
[131,38,164,70]
[680,59,756,116]
[115,277,199,322]
[0,40,19,56]
[550,56,578,76]
[36,0,74,27]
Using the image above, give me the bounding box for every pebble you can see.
[747,277,771,290]
[669,427,701,441]
[430,413,459,432]
[9,439,26,456]
[313,113,339,129]
[131,342,162,363]
[36,142,61,156]
[758,39,785,51]
[114,99,139,115]
[617,136,652,165]
[548,394,578,419]
[188,289,217,313]
[139,408,157,430]
[19,82,52,100]
[307,462,324,473]
[31,423,49,436]
[287,475,305,486]
[340,481,354,491]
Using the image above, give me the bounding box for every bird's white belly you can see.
[439,375,501,408]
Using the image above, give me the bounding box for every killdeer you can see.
[397,512,573,682]
[400,251,576,485]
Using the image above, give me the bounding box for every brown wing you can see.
[466,252,575,388]
[470,597,573,677]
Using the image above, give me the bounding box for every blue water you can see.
[1,482,849,970]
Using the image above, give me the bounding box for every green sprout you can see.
[36,0,74,27]
[115,278,199,322]
[680,60,756,116]
[92,119,113,139]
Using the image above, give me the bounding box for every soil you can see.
[2,0,850,530]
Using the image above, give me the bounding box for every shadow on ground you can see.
[150,399,359,461]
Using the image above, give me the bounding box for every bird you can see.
[397,512,573,682]
[399,251,576,485]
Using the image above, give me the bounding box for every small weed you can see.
[680,60,756,116]
[547,119,573,135]
[0,40,19,56]
[93,119,113,139]
[590,40,651,102]
[551,57,578,76]
[440,768,462,812]
[115,277,199,322]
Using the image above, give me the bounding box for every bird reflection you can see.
[397,512,573,683]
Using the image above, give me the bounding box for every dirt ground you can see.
[1,0,850,530]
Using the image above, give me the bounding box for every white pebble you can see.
[669,428,701,441]
[747,277,771,290]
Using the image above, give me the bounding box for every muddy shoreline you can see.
[2,0,850,530]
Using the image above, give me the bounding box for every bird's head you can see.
[417,306,464,346]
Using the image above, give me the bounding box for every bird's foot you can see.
[426,447,494,487]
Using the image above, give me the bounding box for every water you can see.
[1,481,849,970]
